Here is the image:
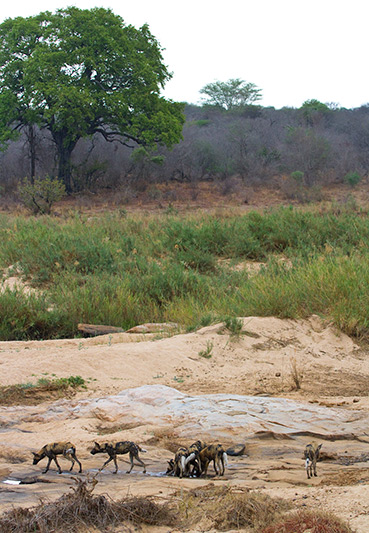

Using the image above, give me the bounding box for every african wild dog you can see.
[168,446,188,478]
[185,440,207,477]
[90,441,146,474]
[304,442,322,479]
[32,442,82,474]
[199,444,227,476]
[167,440,207,478]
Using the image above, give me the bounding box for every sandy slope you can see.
[1,315,369,531]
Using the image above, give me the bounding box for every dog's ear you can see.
[94,442,100,448]
[32,452,37,456]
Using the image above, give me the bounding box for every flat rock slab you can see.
[1,385,368,441]
[125,323,178,333]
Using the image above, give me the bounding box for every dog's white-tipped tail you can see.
[305,457,310,468]
[185,452,196,466]
[180,455,186,473]
[223,452,228,466]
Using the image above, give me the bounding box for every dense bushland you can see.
[1,102,368,196]
[1,206,369,340]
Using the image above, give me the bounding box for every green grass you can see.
[1,205,369,340]
[0,375,86,405]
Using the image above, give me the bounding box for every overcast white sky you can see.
[1,0,368,109]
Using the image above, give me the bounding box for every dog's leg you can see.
[53,456,63,474]
[202,459,210,476]
[100,456,113,472]
[313,458,318,477]
[74,453,83,473]
[126,452,134,473]
[305,457,311,479]
[179,455,186,478]
[134,453,146,473]
[66,454,75,471]
[43,456,52,474]
[70,451,82,473]
[113,455,119,474]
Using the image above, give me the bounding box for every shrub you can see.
[18,176,66,214]
[290,170,304,183]
[224,316,243,337]
[198,340,214,358]
[343,171,362,188]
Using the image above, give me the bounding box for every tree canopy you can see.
[0,7,185,191]
[199,78,262,111]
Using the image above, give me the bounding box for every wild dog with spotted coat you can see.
[199,444,227,476]
[168,446,188,478]
[304,442,322,479]
[90,441,146,474]
[32,442,82,474]
[167,440,207,478]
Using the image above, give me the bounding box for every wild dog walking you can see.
[199,444,228,476]
[304,442,322,479]
[32,442,82,474]
[90,441,146,474]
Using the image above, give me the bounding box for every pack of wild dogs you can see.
[31,439,323,480]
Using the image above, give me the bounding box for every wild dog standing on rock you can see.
[199,444,228,476]
[90,441,146,474]
[32,442,82,474]
[304,442,322,479]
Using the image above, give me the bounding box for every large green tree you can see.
[0,7,184,192]
[199,78,262,111]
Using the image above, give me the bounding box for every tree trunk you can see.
[51,128,78,193]
[25,125,36,183]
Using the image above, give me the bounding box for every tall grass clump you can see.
[0,288,63,340]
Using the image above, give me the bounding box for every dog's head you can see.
[32,451,44,465]
[166,459,175,475]
[90,442,105,455]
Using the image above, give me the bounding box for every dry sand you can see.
[1,315,369,531]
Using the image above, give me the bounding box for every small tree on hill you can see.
[199,78,262,111]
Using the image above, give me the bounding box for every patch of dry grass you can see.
[289,356,303,391]
[261,509,354,532]
[175,483,291,531]
[0,476,175,532]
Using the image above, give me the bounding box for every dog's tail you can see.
[65,447,75,456]
[185,452,196,466]
[222,452,228,467]
[138,446,147,453]
[305,457,310,468]
[180,454,186,477]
